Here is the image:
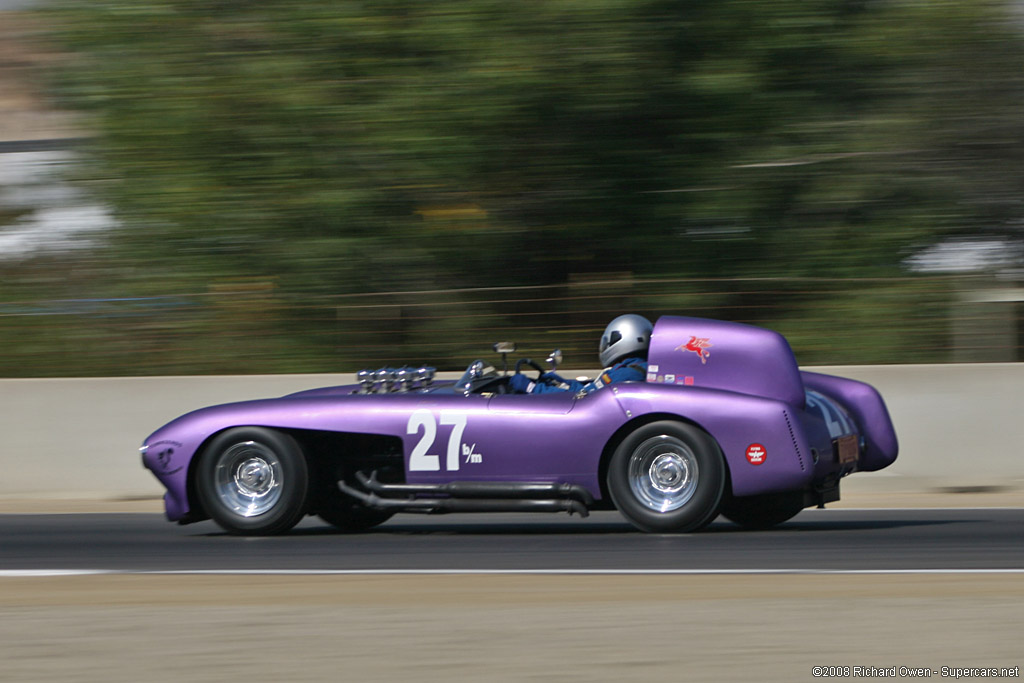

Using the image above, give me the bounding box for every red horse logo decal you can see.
[678,336,712,364]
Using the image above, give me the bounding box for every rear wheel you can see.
[196,427,309,535]
[719,490,806,530]
[607,421,725,533]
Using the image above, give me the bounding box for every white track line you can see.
[811,507,1024,512]
[3,568,1024,577]
[0,570,114,577]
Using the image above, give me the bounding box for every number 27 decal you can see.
[407,409,473,472]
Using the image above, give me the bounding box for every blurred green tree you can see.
[44,1,1024,282]
[7,0,1022,373]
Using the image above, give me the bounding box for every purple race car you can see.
[141,315,897,535]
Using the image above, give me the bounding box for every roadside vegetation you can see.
[2,1,1023,375]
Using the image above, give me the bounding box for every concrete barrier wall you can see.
[1,364,1022,499]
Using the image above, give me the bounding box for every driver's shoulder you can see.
[611,357,648,374]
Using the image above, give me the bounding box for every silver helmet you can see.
[598,314,653,367]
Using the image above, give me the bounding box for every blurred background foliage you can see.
[1,0,1023,375]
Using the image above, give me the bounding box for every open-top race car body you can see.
[141,315,898,534]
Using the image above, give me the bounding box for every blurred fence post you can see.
[951,275,1024,363]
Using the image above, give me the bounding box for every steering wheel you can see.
[514,358,545,381]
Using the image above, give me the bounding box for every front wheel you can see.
[196,427,309,535]
[607,421,725,533]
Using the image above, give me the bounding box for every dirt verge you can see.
[1,574,1020,682]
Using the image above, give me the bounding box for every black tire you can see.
[607,421,725,533]
[719,490,806,530]
[196,427,309,535]
[315,491,394,533]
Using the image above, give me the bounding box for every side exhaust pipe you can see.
[337,475,591,517]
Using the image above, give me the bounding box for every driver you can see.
[510,314,652,395]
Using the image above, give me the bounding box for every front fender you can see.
[142,394,418,521]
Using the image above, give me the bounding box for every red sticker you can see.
[745,443,767,466]
[675,335,713,364]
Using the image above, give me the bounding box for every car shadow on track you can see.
[194,513,965,537]
[711,518,962,534]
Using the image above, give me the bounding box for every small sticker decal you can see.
[677,336,713,364]
[149,440,184,475]
[664,374,675,384]
[683,376,695,386]
[648,364,660,373]
[745,443,767,466]
[646,372,657,382]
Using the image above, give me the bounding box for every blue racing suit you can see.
[519,357,648,395]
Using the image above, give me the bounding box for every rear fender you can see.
[609,384,814,497]
[800,371,898,472]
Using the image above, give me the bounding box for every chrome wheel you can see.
[607,421,724,533]
[197,427,308,535]
[627,436,699,512]
[213,440,284,518]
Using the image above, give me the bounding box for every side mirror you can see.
[546,349,563,371]
[493,341,517,375]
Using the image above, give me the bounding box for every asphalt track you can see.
[3,508,1023,572]
[3,508,1022,683]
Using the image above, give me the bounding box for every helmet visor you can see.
[600,331,622,353]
